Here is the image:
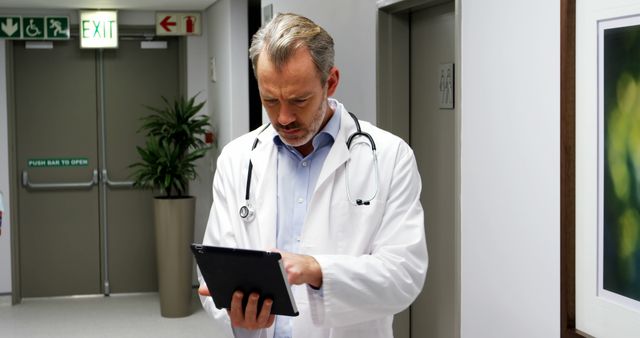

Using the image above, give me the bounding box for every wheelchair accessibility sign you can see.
[23,17,45,38]
[0,16,69,40]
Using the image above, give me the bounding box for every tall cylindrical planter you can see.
[153,196,195,318]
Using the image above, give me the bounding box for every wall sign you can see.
[156,12,201,36]
[0,16,69,40]
[439,63,454,109]
[79,10,118,48]
[28,158,89,168]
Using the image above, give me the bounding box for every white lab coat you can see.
[199,101,428,338]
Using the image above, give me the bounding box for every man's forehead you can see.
[257,46,316,72]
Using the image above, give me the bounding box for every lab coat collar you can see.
[249,124,278,250]
[314,102,356,195]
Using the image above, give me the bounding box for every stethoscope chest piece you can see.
[239,203,255,222]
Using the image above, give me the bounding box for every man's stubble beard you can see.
[277,96,328,148]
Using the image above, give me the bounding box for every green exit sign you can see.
[0,16,69,40]
[46,17,70,39]
[79,10,118,49]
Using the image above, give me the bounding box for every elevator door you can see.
[410,3,457,338]
[15,35,180,297]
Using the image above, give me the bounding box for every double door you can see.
[14,34,180,297]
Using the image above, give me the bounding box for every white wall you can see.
[459,0,560,337]
[196,0,249,257]
[261,0,378,125]
[205,0,249,148]
[186,22,213,267]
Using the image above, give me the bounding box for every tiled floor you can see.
[0,292,222,337]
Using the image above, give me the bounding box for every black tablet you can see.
[191,244,299,317]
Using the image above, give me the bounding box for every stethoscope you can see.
[239,112,379,222]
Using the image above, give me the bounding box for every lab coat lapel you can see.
[249,127,278,251]
[314,110,353,194]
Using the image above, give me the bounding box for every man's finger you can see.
[243,293,260,323]
[256,298,273,326]
[198,284,210,296]
[229,291,245,327]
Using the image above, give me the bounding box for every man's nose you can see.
[277,104,296,126]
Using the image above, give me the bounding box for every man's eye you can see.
[293,99,307,105]
[264,99,278,105]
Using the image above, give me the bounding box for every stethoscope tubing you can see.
[240,124,270,222]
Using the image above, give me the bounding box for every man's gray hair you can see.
[249,13,335,85]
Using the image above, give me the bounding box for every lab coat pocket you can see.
[330,199,384,255]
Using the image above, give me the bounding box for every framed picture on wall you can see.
[572,1,640,336]
[597,14,640,314]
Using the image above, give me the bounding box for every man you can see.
[198,13,428,338]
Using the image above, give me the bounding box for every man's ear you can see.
[326,67,340,97]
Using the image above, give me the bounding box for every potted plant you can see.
[130,94,210,318]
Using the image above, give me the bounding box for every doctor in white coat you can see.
[198,13,428,338]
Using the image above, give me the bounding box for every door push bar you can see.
[21,169,137,190]
[21,169,99,190]
[101,169,135,188]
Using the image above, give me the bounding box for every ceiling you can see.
[0,0,219,11]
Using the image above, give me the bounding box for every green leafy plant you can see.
[130,94,211,198]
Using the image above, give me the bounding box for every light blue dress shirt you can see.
[273,100,341,338]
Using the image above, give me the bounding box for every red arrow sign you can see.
[159,16,176,32]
